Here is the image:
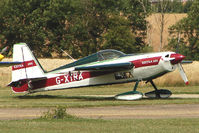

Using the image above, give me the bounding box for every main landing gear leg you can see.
[145,80,172,99]
[133,81,139,92]
[149,80,160,98]
[114,81,143,100]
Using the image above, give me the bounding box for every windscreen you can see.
[98,50,125,61]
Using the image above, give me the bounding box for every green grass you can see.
[0,85,199,133]
[0,84,199,108]
[0,118,199,133]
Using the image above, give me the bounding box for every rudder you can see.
[9,43,45,93]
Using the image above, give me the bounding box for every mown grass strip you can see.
[0,117,199,133]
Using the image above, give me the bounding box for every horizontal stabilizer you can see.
[181,60,193,64]
[75,62,134,71]
[0,61,22,67]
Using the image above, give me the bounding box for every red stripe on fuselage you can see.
[33,72,91,89]
[12,60,36,71]
[12,72,91,92]
[12,71,111,92]
[132,56,161,68]
[12,56,161,93]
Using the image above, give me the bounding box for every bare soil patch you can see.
[1,103,199,120]
[67,104,199,119]
[0,108,48,120]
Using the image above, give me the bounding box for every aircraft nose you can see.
[170,53,185,64]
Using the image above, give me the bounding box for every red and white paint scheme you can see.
[8,43,189,100]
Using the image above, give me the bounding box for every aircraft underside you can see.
[30,64,169,93]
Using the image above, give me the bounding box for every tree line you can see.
[168,0,199,60]
[152,0,193,13]
[0,0,151,58]
[0,0,198,60]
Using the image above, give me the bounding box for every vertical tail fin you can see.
[9,43,46,93]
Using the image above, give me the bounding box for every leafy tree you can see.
[124,0,151,52]
[151,0,193,13]
[183,0,193,13]
[168,0,199,60]
[102,15,136,53]
[0,0,50,56]
[0,0,150,58]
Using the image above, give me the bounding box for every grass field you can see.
[0,118,199,133]
[146,13,187,51]
[1,84,199,108]
[0,85,199,133]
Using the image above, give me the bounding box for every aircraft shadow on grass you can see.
[15,95,179,101]
[16,95,115,101]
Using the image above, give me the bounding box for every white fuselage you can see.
[31,52,176,93]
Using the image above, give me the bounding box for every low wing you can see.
[181,60,193,64]
[0,61,22,67]
[75,62,134,71]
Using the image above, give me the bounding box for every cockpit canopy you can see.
[97,49,125,61]
[70,49,125,66]
[51,49,126,72]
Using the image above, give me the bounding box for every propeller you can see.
[170,53,189,85]
[176,63,189,85]
[173,32,189,85]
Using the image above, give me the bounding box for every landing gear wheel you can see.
[145,80,172,99]
[145,89,172,99]
[115,81,143,100]
[115,91,143,100]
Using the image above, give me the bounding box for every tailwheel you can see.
[115,81,143,100]
[145,80,172,99]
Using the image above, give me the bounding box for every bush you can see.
[41,106,74,119]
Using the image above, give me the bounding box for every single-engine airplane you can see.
[0,46,21,67]
[8,43,189,100]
